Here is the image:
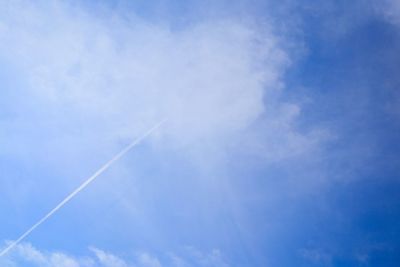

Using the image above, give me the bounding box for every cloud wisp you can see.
[0,1,332,266]
[0,120,166,258]
[1,242,227,267]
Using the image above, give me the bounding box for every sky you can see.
[0,0,399,266]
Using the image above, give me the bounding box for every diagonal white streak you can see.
[0,119,167,257]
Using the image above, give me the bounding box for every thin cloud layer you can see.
[0,1,342,266]
[380,0,400,26]
[0,242,228,267]
[0,242,92,267]
[0,0,315,164]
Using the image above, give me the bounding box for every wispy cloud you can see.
[0,1,338,266]
[90,247,129,267]
[378,0,400,26]
[1,242,228,267]
[0,120,165,257]
[0,242,94,267]
[0,0,316,164]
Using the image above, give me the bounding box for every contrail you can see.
[0,119,166,257]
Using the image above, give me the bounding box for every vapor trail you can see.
[0,119,166,257]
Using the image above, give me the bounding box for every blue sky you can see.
[0,0,399,266]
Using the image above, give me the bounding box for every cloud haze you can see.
[379,0,400,26]
[0,0,318,265]
[0,242,228,267]
[0,0,301,153]
[1,0,398,266]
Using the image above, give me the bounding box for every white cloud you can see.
[0,242,93,267]
[137,252,161,267]
[0,0,316,165]
[0,1,326,229]
[184,247,230,267]
[1,242,230,267]
[90,247,129,267]
[0,2,326,265]
[90,248,163,267]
